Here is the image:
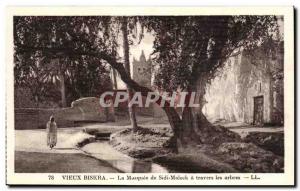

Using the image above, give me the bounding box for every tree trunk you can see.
[121,17,139,132]
[112,68,118,90]
[266,64,274,124]
[180,75,211,144]
[269,77,274,123]
[180,75,241,147]
[59,72,67,107]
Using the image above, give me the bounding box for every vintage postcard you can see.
[6,7,294,186]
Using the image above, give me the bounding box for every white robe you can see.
[46,121,57,146]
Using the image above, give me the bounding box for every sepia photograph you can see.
[5,7,294,186]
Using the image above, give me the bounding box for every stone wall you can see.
[15,108,74,129]
[204,55,243,122]
[205,46,283,126]
[15,97,113,129]
[239,56,272,124]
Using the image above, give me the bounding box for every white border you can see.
[5,6,294,186]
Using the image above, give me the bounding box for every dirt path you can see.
[15,151,120,173]
[15,128,121,173]
[14,127,168,173]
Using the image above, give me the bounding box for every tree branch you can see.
[15,43,182,133]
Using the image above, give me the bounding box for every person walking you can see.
[46,116,57,149]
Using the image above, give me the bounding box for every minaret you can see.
[132,50,151,88]
[132,50,155,116]
[140,50,146,62]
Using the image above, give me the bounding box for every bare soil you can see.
[110,125,284,173]
[15,151,121,173]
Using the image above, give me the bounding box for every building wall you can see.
[240,57,272,124]
[204,44,283,126]
[204,54,243,122]
[239,44,284,125]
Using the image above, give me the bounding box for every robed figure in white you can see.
[46,116,57,149]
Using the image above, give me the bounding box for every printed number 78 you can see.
[48,175,54,180]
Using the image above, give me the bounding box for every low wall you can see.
[15,108,73,129]
[15,97,111,129]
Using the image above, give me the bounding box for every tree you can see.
[111,68,118,89]
[66,56,113,100]
[121,17,139,132]
[14,16,279,151]
[14,52,60,106]
[14,16,114,107]
[142,16,279,146]
[41,57,69,107]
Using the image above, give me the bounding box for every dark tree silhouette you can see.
[14,16,279,150]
